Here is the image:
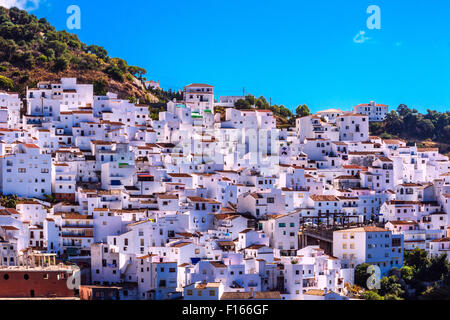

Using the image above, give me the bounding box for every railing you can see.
[63,225,93,228]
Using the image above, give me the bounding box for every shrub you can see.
[363,291,383,300]
[105,65,124,81]
[93,79,107,96]
[37,54,48,62]
[0,75,13,90]
[53,56,70,72]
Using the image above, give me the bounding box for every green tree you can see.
[87,44,108,60]
[256,96,269,109]
[93,79,107,96]
[278,105,293,118]
[128,66,147,80]
[48,40,68,57]
[397,104,412,118]
[110,58,128,72]
[400,266,415,283]
[53,56,70,72]
[404,248,429,271]
[105,64,124,81]
[234,99,251,110]
[245,95,256,106]
[426,254,450,282]
[418,118,435,139]
[296,104,310,117]
[384,111,403,135]
[354,263,371,289]
[379,276,404,298]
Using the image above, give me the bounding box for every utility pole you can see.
[243,87,245,98]
[270,97,272,108]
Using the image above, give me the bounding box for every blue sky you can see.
[14,0,450,113]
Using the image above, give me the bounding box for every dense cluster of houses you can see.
[0,77,449,300]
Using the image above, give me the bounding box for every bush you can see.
[363,291,383,300]
[87,45,108,60]
[379,276,404,298]
[53,56,70,72]
[93,79,107,96]
[105,65,124,81]
[384,294,403,300]
[0,75,13,90]
[43,48,55,61]
[0,194,19,208]
[37,54,48,62]
[67,39,81,49]
[23,50,34,68]
[354,263,371,289]
[48,40,67,57]
[400,266,415,283]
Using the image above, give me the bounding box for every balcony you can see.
[62,232,93,238]
[63,225,93,229]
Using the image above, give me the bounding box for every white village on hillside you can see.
[0,77,449,300]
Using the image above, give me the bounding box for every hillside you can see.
[0,6,158,103]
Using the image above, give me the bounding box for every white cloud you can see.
[0,0,41,11]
